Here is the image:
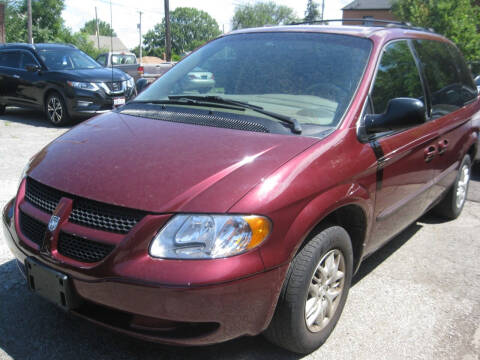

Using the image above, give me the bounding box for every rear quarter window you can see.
[413,40,477,118]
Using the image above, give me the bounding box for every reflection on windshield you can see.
[135,32,372,128]
[39,49,101,70]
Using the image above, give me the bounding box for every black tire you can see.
[0,104,5,115]
[45,92,70,126]
[264,225,353,354]
[434,154,472,220]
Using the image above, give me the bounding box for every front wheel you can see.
[45,93,70,126]
[264,225,353,354]
[434,154,471,220]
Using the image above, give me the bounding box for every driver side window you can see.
[371,41,424,114]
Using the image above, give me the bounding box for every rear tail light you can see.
[137,66,144,75]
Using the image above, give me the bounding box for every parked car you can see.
[180,67,215,93]
[96,51,175,83]
[3,23,479,354]
[0,43,136,126]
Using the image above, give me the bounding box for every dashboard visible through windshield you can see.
[132,32,372,136]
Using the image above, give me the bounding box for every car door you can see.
[412,40,479,200]
[16,50,46,108]
[366,40,439,253]
[0,50,22,105]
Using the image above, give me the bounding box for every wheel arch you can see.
[283,183,374,274]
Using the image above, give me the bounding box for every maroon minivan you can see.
[2,22,479,354]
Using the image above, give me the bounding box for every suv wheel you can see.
[434,154,471,220]
[45,93,70,126]
[264,225,353,354]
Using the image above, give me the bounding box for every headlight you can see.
[67,81,100,91]
[126,76,135,88]
[149,214,271,259]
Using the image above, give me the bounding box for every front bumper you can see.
[2,196,287,345]
[64,86,136,118]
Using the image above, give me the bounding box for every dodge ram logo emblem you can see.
[48,215,60,232]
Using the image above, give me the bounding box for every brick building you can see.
[342,0,397,25]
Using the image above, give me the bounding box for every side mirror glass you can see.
[25,64,41,72]
[136,78,150,94]
[365,98,426,134]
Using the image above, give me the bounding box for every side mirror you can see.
[25,64,41,72]
[365,98,426,134]
[136,78,150,94]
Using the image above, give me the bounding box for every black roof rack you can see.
[289,19,435,33]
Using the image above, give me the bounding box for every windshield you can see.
[39,48,102,70]
[135,32,372,129]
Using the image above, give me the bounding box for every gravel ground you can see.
[1,108,479,360]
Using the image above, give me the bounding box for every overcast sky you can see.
[63,0,352,50]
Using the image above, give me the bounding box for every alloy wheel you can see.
[305,249,345,333]
[47,97,63,124]
[455,164,470,209]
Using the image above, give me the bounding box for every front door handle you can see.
[424,145,437,162]
[437,139,449,155]
[12,74,20,79]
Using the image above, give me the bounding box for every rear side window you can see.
[413,40,475,118]
[371,41,424,114]
[20,52,39,69]
[0,51,21,68]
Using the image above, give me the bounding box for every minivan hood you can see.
[53,68,129,82]
[27,111,318,213]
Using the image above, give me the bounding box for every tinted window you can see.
[0,52,21,68]
[135,33,373,129]
[96,54,106,66]
[371,41,424,114]
[20,52,39,69]
[413,40,468,117]
[446,44,478,103]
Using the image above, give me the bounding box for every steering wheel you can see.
[305,82,348,102]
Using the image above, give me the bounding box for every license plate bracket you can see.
[25,257,81,311]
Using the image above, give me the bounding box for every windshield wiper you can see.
[169,95,302,134]
[130,99,245,111]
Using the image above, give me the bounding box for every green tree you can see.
[80,19,116,37]
[232,1,298,30]
[143,7,221,56]
[304,0,321,22]
[3,0,27,42]
[393,0,480,61]
[19,0,66,42]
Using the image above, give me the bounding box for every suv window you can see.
[446,43,478,103]
[20,52,39,69]
[96,54,107,66]
[0,51,21,69]
[371,41,424,114]
[413,40,469,118]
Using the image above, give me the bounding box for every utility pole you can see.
[138,11,142,64]
[95,6,100,49]
[27,0,33,44]
[164,0,171,62]
[321,0,325,21]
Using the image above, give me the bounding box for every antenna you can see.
[110,0,114,86]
